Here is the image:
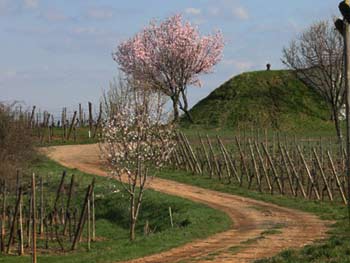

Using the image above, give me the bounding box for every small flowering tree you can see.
[100,79,176,241]
[113,14,224,122]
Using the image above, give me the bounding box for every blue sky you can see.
[0,0,337,115]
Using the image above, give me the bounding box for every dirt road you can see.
[44,144,329,263]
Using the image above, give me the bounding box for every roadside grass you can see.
[157,169,350,263]
[0,157,231,263]
[35,127,98,147]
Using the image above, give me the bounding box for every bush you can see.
[0,103,35,183]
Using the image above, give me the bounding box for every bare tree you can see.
[100,79,176,241]
[282,20,345,142]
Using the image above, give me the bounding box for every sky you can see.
[0,0,337,117]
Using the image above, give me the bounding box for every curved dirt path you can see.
[43,144,330,263]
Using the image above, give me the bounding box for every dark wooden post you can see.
[67,111,77,141]
[29,106,36,128]
[31,173,37,263]
[79,103,83,127]
[93,102,103,138]
[88,102,93,139]
[71,179,95,250]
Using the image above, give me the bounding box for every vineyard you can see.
[11,102,350,207]
[0,171,96,257]
[9,103,103,145]
[172,131,348,205]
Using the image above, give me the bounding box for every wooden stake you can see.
[198,134,212,176]
[254,142,272,193]
[283,146,306,198]
[248,139,261,191]
[88,102,93,138]
[71,179,95,250]
[313,148,333,201]
[235,136,249,186]
[17,188,24,256]
[279,144,296,196]
[91,188,95,242]
[206,135,220,178]
[67,111,77,141]
[63,174,75,235]
[31,173,37,263]
[262,143,283,194]
[93,102,102,138]
[39,177,44,237]
[87,198,91,251]
[297,146,321,200]
[54,171,66,212]
[217,136,232,182]
[168,207,174,228]
[328,151,347,204]
[7,187,22,254]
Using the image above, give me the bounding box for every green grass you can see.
[157,169,350,263]
[0,158,231,263]
[181,70,332,132]
[35,127,99,147]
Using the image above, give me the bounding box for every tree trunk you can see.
[333,108,343,144]
[179,90,194,123]
[130,195,136,241]
[182,109,193,123]
[171,96,180,123]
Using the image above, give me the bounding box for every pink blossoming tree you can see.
[100,80,176,241]
[113,14,224,122]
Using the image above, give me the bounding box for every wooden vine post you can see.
[31,173,37,263]
[88,102,93,139]
[67,111,77,140]
[71,179,95,250]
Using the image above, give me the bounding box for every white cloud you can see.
[86,8,113,20]
[233,6,249,20]
[23,0,38,9]
[185,7,201,16]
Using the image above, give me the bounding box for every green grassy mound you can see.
[0,158,231,263]
[182,70,331,131]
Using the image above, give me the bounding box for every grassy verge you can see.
[157,169,350,263]
[36,127,98,147]
[0,158,231,263]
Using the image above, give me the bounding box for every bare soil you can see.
[43,144,330,263]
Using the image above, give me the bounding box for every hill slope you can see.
[183,70,330,130]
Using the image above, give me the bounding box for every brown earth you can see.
[43,144,330,263]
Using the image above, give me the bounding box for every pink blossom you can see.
[112,14,224,121]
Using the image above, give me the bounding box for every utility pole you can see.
[338,0,350,224]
